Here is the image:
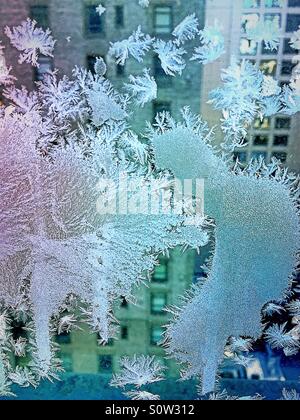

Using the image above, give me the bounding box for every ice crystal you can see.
[125,390,160,400]
[282,84,300,115]
[210,60,263,150]
[290,27,300,51]
[110,355,165,388]
[173,14,199,45]
[125,69,157,107]
[138,0,150,8]
[153,40,186,76]
[287,300,300,317]
[8,366,37,388]
[11,337,27,357]
[227,337,253,353]
[262,76,281,97]
[246,16,281,51]
[0,62,207,380]
[264,0,284,7]
[281,389,300,401]
[96,4,106,16]
[151,124,299,395]
[265,323,299,350]
[262,302,285,316]
[5,18,55,67]
[94,57,107,77]
[109,26,153,66]
[192,20,225,64]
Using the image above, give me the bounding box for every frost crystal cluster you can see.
[4,19,55,67]
[0,9,299,400]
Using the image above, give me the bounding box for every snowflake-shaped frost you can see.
[110,355,165,388]
[125,69,157,107]
[109,26,153,66]
[153,40,186,76]
[173,14,199,45]
[5,18,56,67]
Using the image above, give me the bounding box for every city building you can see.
[201,0,300,173]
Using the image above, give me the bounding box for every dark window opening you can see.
[274,135,289,146]
[30,5,49,29]
[275,117,291,130]
[99,355,113,372]
[86,5,104,35]
[56,332,71,345]
[121,326,128,339]
[115,5,124,28]
[253,135,269,146]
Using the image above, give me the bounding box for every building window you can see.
[99,335,114,346]
[121,326,128,339]
[30,5,49,28]
[56,332,71,345]
[115,5,124,28]
[87,55,97,74]
[260,59,277,76]
[261,42,276,55]
[251,151,268,160]
[253,135,269,146]
[120,296,128,308]
[152,257,168,282]
[150,325,164,346]
[153,101,171,122]
[264,13,281,28]
[274,135,289,146]
[99,355,113,373]
[34,56,52,81]
[281,60,297,76]
[151,293,167,314]
[288,0,300,7]
[286,14,300,33]
[283,39,298,55]
[272,151,287,162]
[275,117,291,130]
[253,117,270,130]
[233,151,248,163]
[60,353,73,372]
[154,6,173,34]
[240,38,257,55]
[85,4,105,35]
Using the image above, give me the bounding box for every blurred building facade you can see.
[0,0,205,376]
[201,0,300,173]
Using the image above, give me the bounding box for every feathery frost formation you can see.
[0,9,299,399]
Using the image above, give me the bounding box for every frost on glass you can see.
[151,124,299,394]
[108,26,153,66]
[124,69,157,107]
[0,8,299,399]
[4,19,55,67]
[191,20,225,64]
